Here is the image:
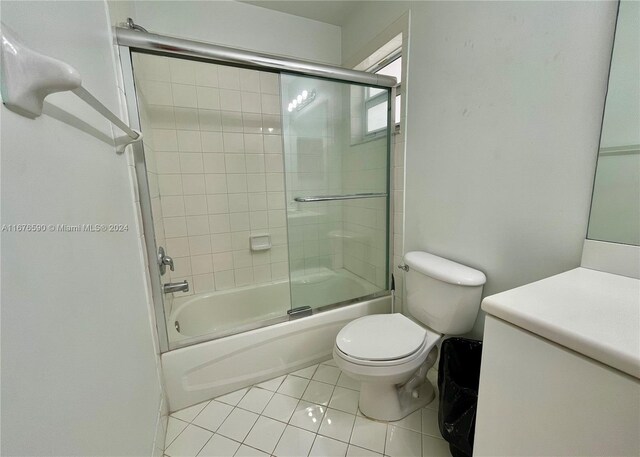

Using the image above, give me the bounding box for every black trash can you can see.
[437,337,483,457]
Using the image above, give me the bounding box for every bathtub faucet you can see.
[163,280,189,294]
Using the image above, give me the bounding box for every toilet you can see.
[333,251,486,421]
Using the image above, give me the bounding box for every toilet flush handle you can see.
[397,264,409,272]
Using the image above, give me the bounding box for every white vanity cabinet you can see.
[474,268,640,456]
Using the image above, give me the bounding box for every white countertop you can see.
[481,267,640,379]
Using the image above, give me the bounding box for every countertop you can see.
[481,267,640,379]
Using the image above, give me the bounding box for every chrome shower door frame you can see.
[118,45,170,352]
[117,33,397,353]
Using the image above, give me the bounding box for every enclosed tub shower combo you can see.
[113,25,396,409]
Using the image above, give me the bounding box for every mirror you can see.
[587,0,640,246]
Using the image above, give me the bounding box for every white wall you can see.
[1,1,164,455]
[342,1,617,337]
[112,0,342,65]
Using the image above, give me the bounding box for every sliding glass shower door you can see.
[281,74,391,312]
[127,49,392,350]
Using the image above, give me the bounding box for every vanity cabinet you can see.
[474,268,640,456]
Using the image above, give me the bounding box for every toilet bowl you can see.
[333,313,442,421]
[333,251,486,421]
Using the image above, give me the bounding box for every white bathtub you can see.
[169,268,380,345]
[162,270,389,411]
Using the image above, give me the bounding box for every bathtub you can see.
[168,268,381,345]
[162,269,389,411]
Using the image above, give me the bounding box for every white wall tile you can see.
[211,233,232,253]
[218,66,241,90]
[201,132,224,153]
[220,90,243,112]
[261,94,281,115]
[179,153,204,173]
[207,194,230,214]
[195,62,219,87]
[184,195,208,216]
[240,70,261,93]
[177,131,202,152]
[182,174,206,195]
[199,109,223,132]
[174,108,199,131]
[241,92,262,113]
[259,73,280,95]
[172,84,197,108]
[196,87,221,110]
[244,134,264,153]
[203,154,226,173]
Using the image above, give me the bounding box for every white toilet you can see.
[333,251,486,421]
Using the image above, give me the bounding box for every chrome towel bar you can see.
[294,192,387,202]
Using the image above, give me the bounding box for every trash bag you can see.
[437,337,483,457]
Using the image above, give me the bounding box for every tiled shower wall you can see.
[341,86,390,290]
[133,54,289,311]
[282,77,346,279]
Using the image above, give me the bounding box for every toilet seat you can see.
[335,314,440,366]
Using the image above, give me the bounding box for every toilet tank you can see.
[404,251,486,335]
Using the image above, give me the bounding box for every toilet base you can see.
[358,378,436,422]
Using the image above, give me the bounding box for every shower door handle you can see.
[294,192,387,202]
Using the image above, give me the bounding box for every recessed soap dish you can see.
[250,234,271,251]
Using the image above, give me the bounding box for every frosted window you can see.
[367,101,388,133]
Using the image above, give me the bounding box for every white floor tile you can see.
[197,434,241,457]
[262,393,299,423]
[277,375,310,398]
[237,387,274,414]
[427,370,439,393]
[385,425,422,457]
[192,400,234,432]
[328,387,359,414]
[321,358,338,367]
[313,365,341,385]
[243,416,287,454]
[216,388,248,406]
[289,401,326,433]
[171,401,209,423]
[318,408,356,443]
[302,380,335,406]
[256,375,286,392]
[390,409,422,434]
[273,425,316,457]
[164,363,446,457]
[165,417,189,448]
[165,424,212,457]
[217,408,259,442]
[309,435,348,457]
[349,416,387,454]
[291,364,318,379]
[421,408,440,438]
[421,434,450,457]
[346,445,384,457]
[425,395,439,412]
[336,372,360,391]
[234,444,269,457]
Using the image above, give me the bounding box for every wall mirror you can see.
[587,0,639,246]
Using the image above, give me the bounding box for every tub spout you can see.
[163,280,189,294]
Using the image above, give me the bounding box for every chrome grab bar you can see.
[294,192,387,203]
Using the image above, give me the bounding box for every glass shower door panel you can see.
[131,52,293,348]
[281,73,390,311]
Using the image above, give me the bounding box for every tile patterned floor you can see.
[165,359,451,457]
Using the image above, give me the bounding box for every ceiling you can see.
[240,1,359,27]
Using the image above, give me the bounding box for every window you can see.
[364,54,402,135]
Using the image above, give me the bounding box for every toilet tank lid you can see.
[404,251,486,286]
